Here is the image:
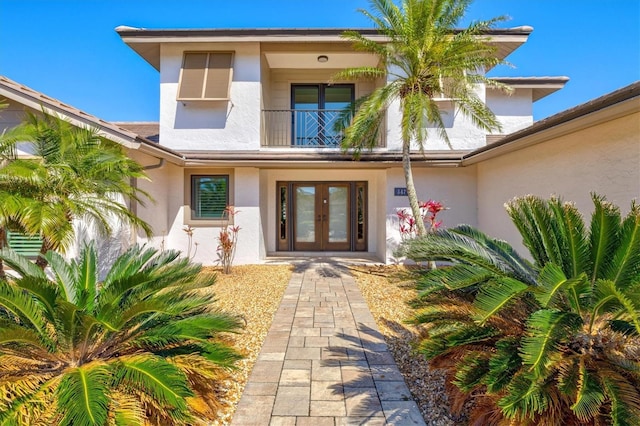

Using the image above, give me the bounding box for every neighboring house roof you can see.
[490,76,570,101]
[0,75,183,164]
[462,81,640,165]
[116,25,533,71]
[114,122,160,142]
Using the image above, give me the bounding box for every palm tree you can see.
[401,195,640,425]
[334,0,508,235]
[0,244,243,425]
[0,112,152,269]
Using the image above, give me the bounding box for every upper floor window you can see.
[177,52,234,101]
[291,84,354,146]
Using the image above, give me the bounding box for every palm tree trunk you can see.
[0,227,6,280]
[35,239,51,269]
[402,138,427,236]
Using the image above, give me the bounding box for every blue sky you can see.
[0,0,638,122]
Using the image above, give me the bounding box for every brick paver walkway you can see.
[232,261,426,425]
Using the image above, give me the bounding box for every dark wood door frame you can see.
[277,181,367,252]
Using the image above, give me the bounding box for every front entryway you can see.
[277,182,367,252]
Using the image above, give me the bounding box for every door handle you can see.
[317,214,322,222]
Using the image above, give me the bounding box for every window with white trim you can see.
[191,175,228,219]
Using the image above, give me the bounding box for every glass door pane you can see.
[327,186,348,243]
[292,86,319,146]
[294,185,317,245]
[323,85,353,146]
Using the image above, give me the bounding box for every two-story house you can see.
[114,26,570,264]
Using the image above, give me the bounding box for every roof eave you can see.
[116,26,533,72]
[181,150,468,168]
[462,82,640,165]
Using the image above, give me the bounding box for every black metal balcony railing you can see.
[262,109,385,148]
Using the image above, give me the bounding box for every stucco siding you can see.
[486,88,534,135]
[128,150,178,249]
[385,166,478,261]
[476,111,640,255]
[386,84,499,151]
[159,42,261,151]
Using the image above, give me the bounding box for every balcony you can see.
[262,109,385,148]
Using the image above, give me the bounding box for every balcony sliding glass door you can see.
[291,84,354,147]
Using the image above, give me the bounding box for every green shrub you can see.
[0,244,242,425]
[402,195,640,425]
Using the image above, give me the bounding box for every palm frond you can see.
[401,229,536,285]
[606,200,640,289]
[589,194,622,283]
[485,337,522,393]
[75,243,98,312]
[0,280,49,339]
[499,374,549,421]
[520,309,582,376]
[0,248,46,279]
[109,391,145,426]
[472,277,530,324]
[601,372,640,426]
[57,365,110,426]
[506,195,565,269]
[592,279,640,333]
[534,263,586,310]
[452,352,490,392]
[414,263,494,297]
[44,250,77,303]
[113,355,192,418]
[549,199,589,278]
[570,362,605,422]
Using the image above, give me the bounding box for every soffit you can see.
[264,52,379,69]
[490,76,570,101]
[117,26,531,71]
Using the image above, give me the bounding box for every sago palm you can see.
[401,195,640,425]
[0,112,152,268]
[335,0,508,235]
[0,244,243,425]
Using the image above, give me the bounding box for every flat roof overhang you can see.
[490,76,570,101]
[116,26,533,71]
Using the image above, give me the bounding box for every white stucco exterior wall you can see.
[384,166,478,262]
[159,42,261,151]
[233,168,263,264]
[476,111,640,256]
[385,83,524,151]
[486,88,534,135]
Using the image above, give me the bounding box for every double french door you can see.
[277,182,367,251]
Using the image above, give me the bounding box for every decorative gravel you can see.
[204,264,292,425]
[349,265,459,426]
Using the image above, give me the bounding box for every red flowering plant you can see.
[217,207,240,274]
[397,200,445,241]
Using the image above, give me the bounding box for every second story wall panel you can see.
[160,43,262,151]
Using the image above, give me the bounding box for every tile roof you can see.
[0,75,182,162]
